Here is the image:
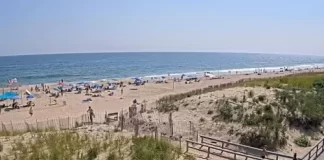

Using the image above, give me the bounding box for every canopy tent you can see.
[134,78,143,85]
[77,81,89,85]
[0,92,19,99]
[93,84,101,88]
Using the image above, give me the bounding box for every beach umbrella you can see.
[26,95,35,99]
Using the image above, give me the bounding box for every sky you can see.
[0,0,323,56]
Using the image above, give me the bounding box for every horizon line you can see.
[0,51,322,57]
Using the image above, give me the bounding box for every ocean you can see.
[0,52,324,85]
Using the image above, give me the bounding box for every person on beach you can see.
[261,146,267,158]
[29,106,33,116]
[121,87,123,95]
[293,153,297,160]
[87,106,95,124]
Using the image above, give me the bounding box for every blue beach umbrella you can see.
[26,95,35,99]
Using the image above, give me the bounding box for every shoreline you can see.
[3,63,324,87]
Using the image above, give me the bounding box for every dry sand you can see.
[0,69,322,124]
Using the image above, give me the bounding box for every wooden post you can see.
[68,116,70,129]
[207,147,210,158]
[120,109,124,131]
[47,118,50,129]
[58,117,61,130]
[36,119,38,131]
[179,136,182,151]
[1,121,6,133]
[10,120,13,132]
[134,118,139,137]
[309,151,311,159]
[169,112,173,137]
[189,121,192,136]
[185,141,189,153]
[196,131,198,142]
[173,80,175,89]
[154,127,158,140]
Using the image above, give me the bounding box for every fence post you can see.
[68,116,70,129]
[36,119,38,131]
[196,131,198,142]
[1,121,6,133]
[59,117,61,130]
[169,112,173,137]
[10,120,13,132]
[179,136,182,151]
[120,109,124,131]
[189,121,192,136]
[185,141,188,153]
[155,127,158,140]
[47,118,49,129]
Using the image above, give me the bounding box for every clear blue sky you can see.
[0,0,323,56]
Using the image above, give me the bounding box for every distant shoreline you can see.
[2,63,324,87]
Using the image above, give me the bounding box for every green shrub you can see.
[87,147,99,160]
[132,137,181,160]
[156,102,179,113]
[231,96,238,102]
[207,110,213,115]
[258,95,266,102]
[294,135,311,147]
[199,117,205,123]
[243,95,247,102]
[219,103,233,121]
[252,98,259,103]
[264,105,273,113]
[243,113,259,126]
[248,90,254,98]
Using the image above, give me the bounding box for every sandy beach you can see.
[0,69,322,124]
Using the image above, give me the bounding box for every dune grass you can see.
[0,131,192,160]
[243,72,324,88]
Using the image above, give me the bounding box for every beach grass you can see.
[1,130,190,160]
[243,72,324,88]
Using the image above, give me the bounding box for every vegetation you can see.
[248,90,254,98]
[294,135,311,147]
[1,131,191,160]
[239,73,324,150]
[132,136,182,160]
[243,72,324,88]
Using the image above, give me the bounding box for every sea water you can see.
[0,52,323,85]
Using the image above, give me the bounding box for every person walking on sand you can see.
[87,106,95,124]
[29,106,33,116]
[121,87,123,95]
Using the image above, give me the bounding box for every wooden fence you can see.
[185,140,263,160]
[0,112,118,134]
[301,138,324,160]
[200,135,294,160]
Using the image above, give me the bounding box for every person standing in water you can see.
[87,106,95,124]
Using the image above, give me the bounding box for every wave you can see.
[142,63,324,79]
